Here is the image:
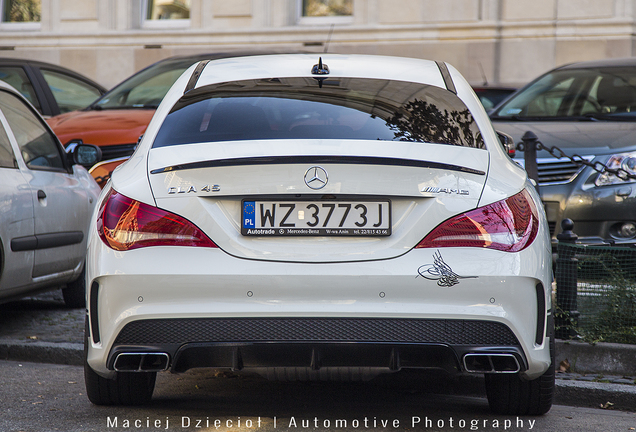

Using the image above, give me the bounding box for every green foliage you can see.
[554,306,577,338]
[558,245,636,344]
[579,283,636,344]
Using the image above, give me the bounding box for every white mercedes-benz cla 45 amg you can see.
[84,54,554,415]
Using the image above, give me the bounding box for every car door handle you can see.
[37,190,46,200]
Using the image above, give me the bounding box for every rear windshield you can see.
[153,77,485,149]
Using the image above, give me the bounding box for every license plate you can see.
[241,200,391,236]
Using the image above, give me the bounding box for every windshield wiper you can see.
[490,115,577,121]
[492,113,636,122]
[580,113,636,122]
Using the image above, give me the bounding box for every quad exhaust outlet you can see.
[463,353,520,374]
[113,353,169,372]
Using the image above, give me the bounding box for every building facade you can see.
[1,0,636,88]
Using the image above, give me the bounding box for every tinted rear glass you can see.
[153,78,485,149]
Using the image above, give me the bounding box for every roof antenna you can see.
[324,24,335,53]
[311,57,330,88]
[478,62,489,86]
[311,57,330,75]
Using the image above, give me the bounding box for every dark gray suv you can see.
[491,57,636,245]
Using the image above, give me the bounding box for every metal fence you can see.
[554,224,636,344]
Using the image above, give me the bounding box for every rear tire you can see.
[62,265,86,309]
[83,318,156,405]
[485,321,555,415]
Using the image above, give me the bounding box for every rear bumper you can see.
[105,317,527,375]
[85,243,552,381]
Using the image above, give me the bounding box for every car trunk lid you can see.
[146,139,489,263]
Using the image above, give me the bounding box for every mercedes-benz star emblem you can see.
[304,166,328,190]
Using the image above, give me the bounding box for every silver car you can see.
[0,80,101,307]
[491,57,636,245]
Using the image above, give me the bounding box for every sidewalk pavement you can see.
[1,290,635,411]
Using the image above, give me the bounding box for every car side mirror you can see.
[67,142,102,168]
[497,131,516,158]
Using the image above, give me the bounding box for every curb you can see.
[556,340,636,376]
[555,379,636,412]
[0,339,83,366]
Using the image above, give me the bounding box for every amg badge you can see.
[421,187,469,196]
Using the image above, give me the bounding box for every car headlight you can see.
[594,152,636,187]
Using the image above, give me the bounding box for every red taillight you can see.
[97,190,217,251]
[416,189,539,252]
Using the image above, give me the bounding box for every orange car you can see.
[47,52,261,187]
[86,157,130,189]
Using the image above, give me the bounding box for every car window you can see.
[529,77,575,117]
[477,95,496,111]
[493,67,636,120]
[94,60,193,110]
[0,118,17,168]
[153,77,485,149]
[0,66,42,112]
[125,68,185,107]
[40,69,103,113]
[0,90,64,170]
[474,88,516,111]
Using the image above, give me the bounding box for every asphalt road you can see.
[2,360,635,432]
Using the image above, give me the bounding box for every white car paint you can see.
[85,54,553,414]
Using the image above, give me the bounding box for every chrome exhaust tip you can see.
[114,353,169,372]
[463,353,520,374]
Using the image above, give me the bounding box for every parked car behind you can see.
[491,57,636,245]
[0,58,106,117]
[472,85,516,111]
[47,52,278,187]
[0,80,102,307]
[84,54,554,415]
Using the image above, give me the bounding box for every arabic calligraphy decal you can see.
[417,250,476,287]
